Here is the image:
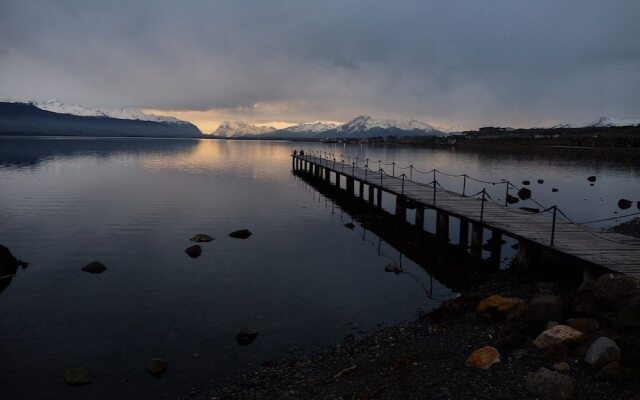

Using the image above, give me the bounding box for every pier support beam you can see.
[489,230,502,269]
[359,181,364,199]
[515,240,540,273]
[368,185,375,205]
[471,223,484,258]
[324,168,330,183]
[415,205,425,231]
[459,219,469,249]
[336,173,341,189]
[346,177,354,195]
[395,196,407,223]
[377,188,383,209]
[436,211,449,243]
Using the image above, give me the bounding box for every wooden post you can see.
[324,167,330,182]
[292,156,295,170]
[336,173,341,189]
[436,211,449,243]
[415,205,425,231]
[395,196,406,222]
[377,188,383,209]
[459,219,469,249]
[368,185,375,205]
[347,177,354,195]
[471,223,484,258]
[359,181,364,198]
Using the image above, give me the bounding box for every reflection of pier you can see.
[294,169,493,291]
[293,154,640,279]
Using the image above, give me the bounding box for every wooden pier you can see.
[292,153,640,278]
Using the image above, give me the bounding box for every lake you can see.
[0,137,638,399]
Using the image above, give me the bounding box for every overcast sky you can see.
[1,0,639,131]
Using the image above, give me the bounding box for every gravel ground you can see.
[195,271,636,400]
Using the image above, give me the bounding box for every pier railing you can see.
[295,150,640,249]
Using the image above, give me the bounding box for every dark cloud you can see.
[1,0,639,128]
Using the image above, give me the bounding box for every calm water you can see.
[1,137,639,399]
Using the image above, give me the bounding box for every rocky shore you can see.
[198,269,640,400]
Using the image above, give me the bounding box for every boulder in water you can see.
[522,180,530,186]
[587,176,597,182]
[0,244,28,270]
[236,328,258,345]
[384,263,403,273]
[518,188,532,200]
[506,194,520,204]
[618,199,633,210]
[147,358,168,377]
[190,234,214,242]
[552,188,559,192]
[229,229,252,239]
[538,179,544,184]
[185,245,202,258]
[65,368,91,386]
[81,261,107,274]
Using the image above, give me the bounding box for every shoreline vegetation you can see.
[196,221,640,400]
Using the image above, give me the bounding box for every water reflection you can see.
[0,137,199,168]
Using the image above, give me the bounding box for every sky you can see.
[1,0,639,132]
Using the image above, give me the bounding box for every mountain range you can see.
[1,100,638,139]
[212,115,444,138]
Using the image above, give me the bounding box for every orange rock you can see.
[476,295,528,321]
[465,346,501,369]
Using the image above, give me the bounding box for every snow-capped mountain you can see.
[582,116,640,128]
[277,121,339,133]
[551,116,640,129]
[0,101,202,138]
[213,121,276,137]
[336,115,443,136]
[29,100,189,125]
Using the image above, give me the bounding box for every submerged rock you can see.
[476,295,528,321]
[185,245,202,258]
[65,368,91,386]
[147,358,168,377]
[587,176,597,182]
[527,367,574,400]
[585,337,620,370]
[522,180,530,186]
[190,234,214,242]
[229,229,252,239]
[538,179,544,184]
[534,325,585,350]
[236,328,258,345]
[552,188,559,192]
[465,346,500,369]
[81,261,107,274]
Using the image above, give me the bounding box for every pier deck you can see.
[293,154,640,276]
